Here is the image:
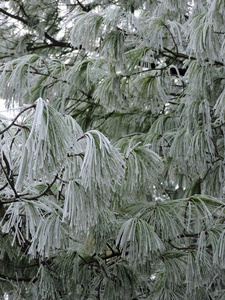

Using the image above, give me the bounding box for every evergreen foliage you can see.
[0,0,225,299]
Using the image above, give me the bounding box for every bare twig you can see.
[0,104,36,135]
[24,175,58,200]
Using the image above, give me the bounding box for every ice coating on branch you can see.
[79,130,125,192]
[15,98,80,190]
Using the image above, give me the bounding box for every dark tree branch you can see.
[65,97,101,107]
[94,111,115,129]
[0,8,29,26]
[0,273,35,282]
[0,104,36,135]
[29,66,68,83]
[44,32,72,48]
[0,160,19,198]
[0,183,8,191]
[162,47,224,67]
[23,175,58,200]
[163,23,178,53]
[19,3,29,19]
[168,240,197,251]
[77,0,89,12]
[0,258,38,269]
[0,8,73,50]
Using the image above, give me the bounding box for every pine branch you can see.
[0,258,38,269]
[0,8,73,49]
[163,24,178,53]
[23,175,58,200]
[77,0,89,12]
[162,47,224,67]
[168,240,197,251]
[0,183,8,191]
[29,66,67,83]
[123,56,178,78]
[94,111,115,129]
[27,43,68,52]
[0,104,36,135]
[66,97,101,107]
[0,273,35,282]
[0,160,19,198]
[0,8,29,26]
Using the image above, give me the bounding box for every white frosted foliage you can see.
[15,98,78,189]
[79,130,125,191]
[0,0,225,299]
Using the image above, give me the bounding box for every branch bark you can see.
[0,104,36,135]
[0,8,73,50]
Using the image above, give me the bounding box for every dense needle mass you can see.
[0,1,225,299]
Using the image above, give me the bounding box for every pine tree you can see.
[0,0,225,299]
